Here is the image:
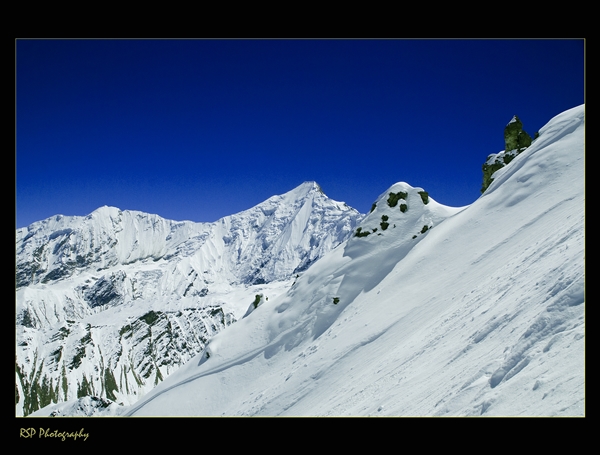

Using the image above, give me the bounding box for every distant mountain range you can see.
[16,181,363,416]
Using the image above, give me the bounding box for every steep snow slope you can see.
[126,105,584,416]
[16,181,363,416]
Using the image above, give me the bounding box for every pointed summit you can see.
[288,181,324,198]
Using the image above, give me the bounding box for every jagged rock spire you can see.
[481,115,534,194]
[504,115,532,152]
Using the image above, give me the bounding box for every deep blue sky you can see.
[16,39,584,228]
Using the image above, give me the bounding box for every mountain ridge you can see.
[18,105,585,416]
[123,104,584,417]
[16,181,363,416]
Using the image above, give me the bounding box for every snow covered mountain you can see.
[16,181,363,416]
[121,105,584,416]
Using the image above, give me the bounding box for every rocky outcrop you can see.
[481,115,534,193]
[504,115,532,153]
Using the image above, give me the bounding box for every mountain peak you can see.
[89,205,122,218]
[16,177,365,415]
[288,181,324,198]
[300,180,319,189]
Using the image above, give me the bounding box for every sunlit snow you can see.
[22,106,584,417]
[121,105,585,417]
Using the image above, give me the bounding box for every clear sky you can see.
[15,39,584,229]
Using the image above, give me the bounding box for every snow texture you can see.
[120,105,585,417]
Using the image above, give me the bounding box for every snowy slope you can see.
[125,105,584,416]
[16,181,363,416]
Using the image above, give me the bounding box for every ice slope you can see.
[16,181,363,416]
[126,105,584,416]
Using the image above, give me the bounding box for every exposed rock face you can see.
[481,115,534,193]
[504,115,532,153]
